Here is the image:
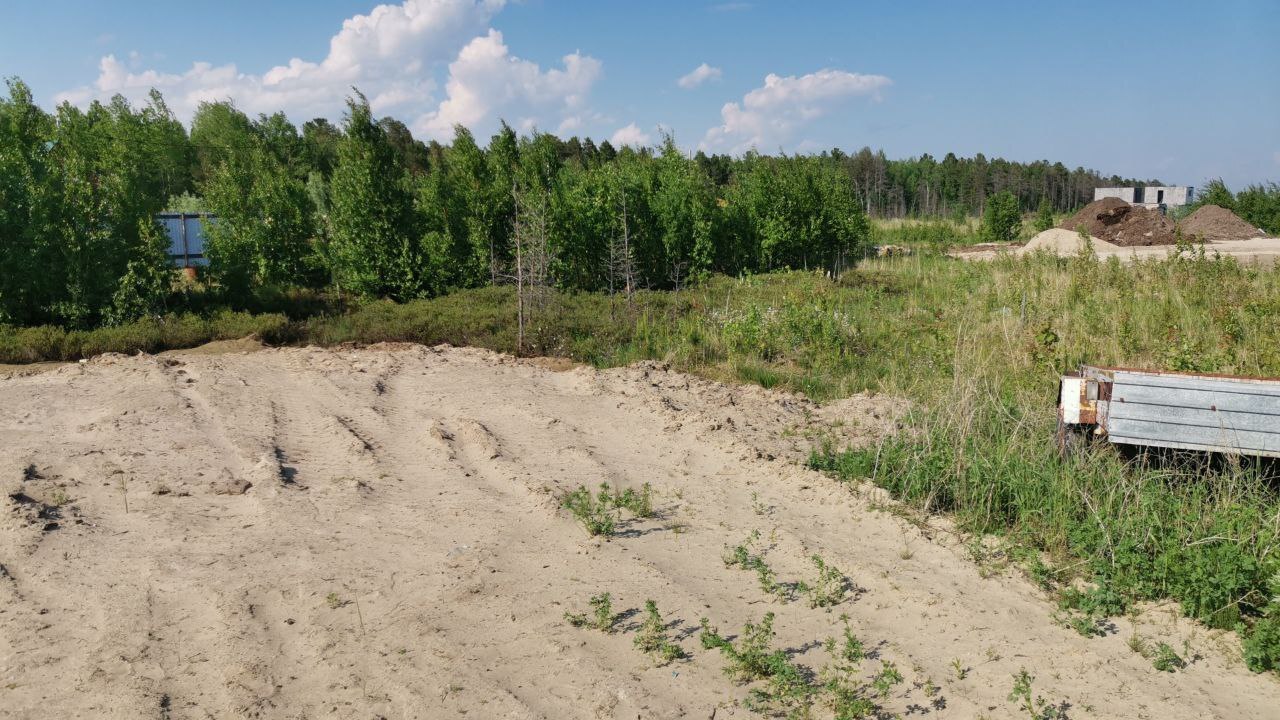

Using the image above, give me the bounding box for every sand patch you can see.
[1,345,1276,718]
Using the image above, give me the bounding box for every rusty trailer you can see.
[1058,365,1280,459]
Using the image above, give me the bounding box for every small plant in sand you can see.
[562,484,618,537]
[823,615,865,664]
[702,611,895,719]
[1126,633,1148,656]
[325,592,344,609]
[700,612,815,715]
[700,612,785,682]
[818,658,878,720]
[564,592,617,632]
[610,482,655,518]
[751,491,768,516]
[799,554,849,609]
[871,661,903,698]
[1151,642,1186,672]
[950,657,968,681]
[563,482,657,536]
[723,531,793,601]
[747,653,815,717]
[1008,668,1065,720]
[634,600,685,664]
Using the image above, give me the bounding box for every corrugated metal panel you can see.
[157,213,213,267]
[1104,369,1280,458]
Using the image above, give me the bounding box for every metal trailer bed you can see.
[1058,365,1280,459]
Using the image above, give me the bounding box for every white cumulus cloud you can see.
[701,68,891,153]
[677,63,722,89]
[53,0,600,141]
[610,122,652,148]
[417,29,601,139]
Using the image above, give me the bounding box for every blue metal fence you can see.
[157,213,214,268]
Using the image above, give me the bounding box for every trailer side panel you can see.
[1104,369,1280,458]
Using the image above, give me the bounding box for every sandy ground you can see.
[2,344,1278,719]
[955,233,1280,264]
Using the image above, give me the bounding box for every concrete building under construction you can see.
[1093,186,1194,211]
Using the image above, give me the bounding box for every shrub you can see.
[1243,616,1280,673]
[981,191,1021,243]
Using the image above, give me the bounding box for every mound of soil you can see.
[1058,196,1177,246]
[1179,204,1268,242]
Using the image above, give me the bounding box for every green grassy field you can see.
[4,242,1279,671]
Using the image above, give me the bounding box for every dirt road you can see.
[2,345,1276,718]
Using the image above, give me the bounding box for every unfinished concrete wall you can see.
[1094,187,1136,203]
[1093,186,1194,208]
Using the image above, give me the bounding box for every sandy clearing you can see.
[1,344,1277,719]
[956,233,1280,264]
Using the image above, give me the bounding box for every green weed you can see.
[700,612,785,683]
[871,661,902,698]
[562,481,658,537]
[609,482,655,518]
[722,531,793,602]
[1151,643,1186,672]
[633,600,685,664]
[1007,669,1065,720]
[823,615,864,664]
[562,485,617,537]
[564,592,617,632]
[800,554,849,609]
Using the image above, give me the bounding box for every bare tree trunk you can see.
[510,180,551,356]
[513,182,525,354]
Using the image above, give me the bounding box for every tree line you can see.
[2,77,1150,329]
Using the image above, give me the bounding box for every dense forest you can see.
[0,77,1194,330]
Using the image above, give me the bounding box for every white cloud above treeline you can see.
[52,1,897,156]
[677,63,722,89]
[419,29,600,138]
[55,0,602,142]
[610,123,652,147]
[701,68,891,153]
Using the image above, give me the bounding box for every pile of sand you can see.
[1058,196,1177,246]
[1018,227,1120,256]
[1179,204,1268,242]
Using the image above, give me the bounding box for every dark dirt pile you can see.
[1058,196,1177,246]
[1179,205,1268,242]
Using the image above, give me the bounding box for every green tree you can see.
[484,122,520,281]
[190,101,256,187]
[379,117,429,177]
[253,112,304,179]
[202,134,314,296]
[441,125,498,288]
[328,92,421,299]
[43,91,184,326]
[651,135,716,287]
[981,190,1021,243]
[301,118,342,178]
[1195,178,1235,210]
[1233,183,1280,236]
[1033,198,1055,232]
[0,79,56,325]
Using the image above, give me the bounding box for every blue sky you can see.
[2,0,1277,187]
